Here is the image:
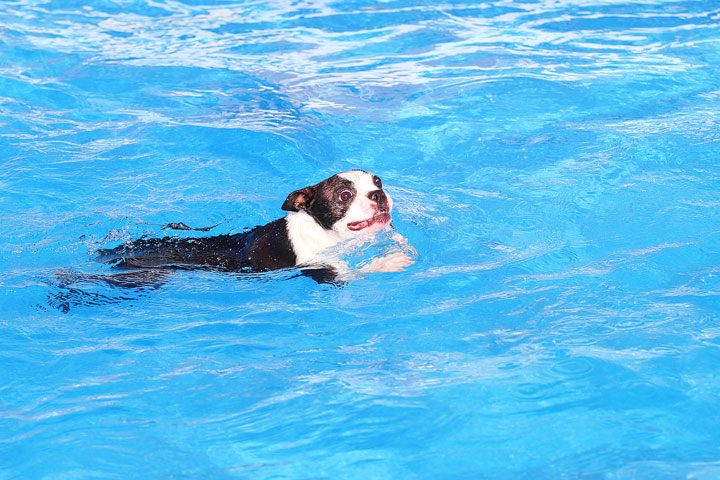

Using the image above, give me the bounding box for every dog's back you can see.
[97,218,296,272]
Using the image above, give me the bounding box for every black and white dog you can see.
[98,170,414,281]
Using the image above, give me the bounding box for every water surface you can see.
[2,0,720,478]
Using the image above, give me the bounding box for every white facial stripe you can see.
[338,170,377,194]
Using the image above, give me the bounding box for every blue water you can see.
[2,0,720,477]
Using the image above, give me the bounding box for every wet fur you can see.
[97,218,296,272]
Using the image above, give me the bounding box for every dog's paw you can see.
[360,252,415,273]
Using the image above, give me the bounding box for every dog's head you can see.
[282,170,393,238]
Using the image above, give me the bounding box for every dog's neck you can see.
[285,211,344,265]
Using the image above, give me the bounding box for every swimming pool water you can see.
[2,0,720,478]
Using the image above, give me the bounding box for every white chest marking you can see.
[285,211,343,265]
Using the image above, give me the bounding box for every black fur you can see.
[310,175,356,229]
[282,174,357,230]
[97,218,296,272]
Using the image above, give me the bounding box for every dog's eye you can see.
[338,190,353,202]
[373,176,382,189]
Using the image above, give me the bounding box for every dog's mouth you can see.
[347,211,391,232]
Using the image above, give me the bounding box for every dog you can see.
[96,170,415,282]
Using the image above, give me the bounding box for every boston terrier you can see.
[97,170,415,282]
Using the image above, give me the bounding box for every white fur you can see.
[285,210,344,265]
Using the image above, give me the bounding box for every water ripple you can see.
[3,0,720,478]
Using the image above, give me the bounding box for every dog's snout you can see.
[368,190,389,212]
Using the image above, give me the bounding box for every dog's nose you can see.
[368,190,388,211]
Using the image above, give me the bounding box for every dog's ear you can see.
[281,186,315,212]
